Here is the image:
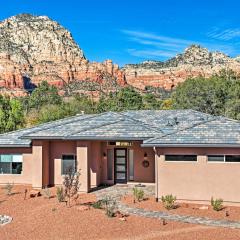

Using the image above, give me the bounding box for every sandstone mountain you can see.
[0,14,126,96]
[124,45,240,90]
[0,14,240,97]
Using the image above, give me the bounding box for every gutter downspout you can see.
[153,146,158,202]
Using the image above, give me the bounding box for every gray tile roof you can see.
[142,117,240,147]
[0,109,240,147]
[0,113,95,147]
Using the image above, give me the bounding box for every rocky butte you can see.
[0,14,240,96]
[123,45,240,90]
[0,14,126,96]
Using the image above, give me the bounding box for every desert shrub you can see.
[56,186,65,202]
[92,200,103,209]
[3,182,14,195]
[101,196,117,217]
[133,187,145,202]
[42,187,51,199]
[63,168,81,207]
[211,197,223,211]
[161,194,176,210]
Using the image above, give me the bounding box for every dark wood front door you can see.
[114,148,127,183]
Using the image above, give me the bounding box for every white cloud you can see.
[207,28,240,41]
[122,30,192,45]
[121,29,239,59]
[121,29,194,59]
[127,48,175,58]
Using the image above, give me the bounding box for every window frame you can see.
[61,154,77,175]
[0,154,23,175]
[207,155,240,163]
[165,155,197,162]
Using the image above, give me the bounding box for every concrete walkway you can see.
[94,185,240,229]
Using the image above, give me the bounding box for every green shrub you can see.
[92,200,103,209]
[101,196,117,217]
[133,187,145,202]
[42,187,51,199]
[56,186,65,202]
[161,194,176,210]
[211,197,223,211]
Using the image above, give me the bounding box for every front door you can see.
[114,148,127,183]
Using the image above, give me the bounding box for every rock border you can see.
[94,185,240,229]
[0,215,13,226]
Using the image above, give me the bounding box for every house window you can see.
[0,154,23,174]
[128,149,134,181]
[107,149,113,180]
[208,155,240,162]
[208,155,225,162]
[62,155,76,175]
[225,155,240,162]
[107,142,133,147]
[165,155,197,162]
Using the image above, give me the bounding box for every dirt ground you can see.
[1,186,240,240]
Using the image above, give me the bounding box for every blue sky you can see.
[1,0,240,65]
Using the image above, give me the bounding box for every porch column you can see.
[77,141,90,192]
[32,141,43,188]
[32,140,50,189]
[154,149,164,201]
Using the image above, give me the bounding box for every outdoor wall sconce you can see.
[142,160,150,168]
[103,152,106,157]
[142,152,149,168]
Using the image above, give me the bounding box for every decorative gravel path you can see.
[94,185,240,229]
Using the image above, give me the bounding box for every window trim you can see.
[0,154,23,175]
[208,154,240,163]
[61,154,77,175]
[165,155,198,162]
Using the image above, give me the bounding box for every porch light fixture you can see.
[144,153,147,158]
[103,152,106,157]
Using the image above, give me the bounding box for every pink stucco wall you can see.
[0,148,32,185]
[49,140,77,185]
[49,140,102,189]
[0,140,155,189]
[132,143,155,183]
[89,141,101,187]
[156,147,240,204]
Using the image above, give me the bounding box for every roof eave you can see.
[0,144,31,148]
[65,136,148,141]
[141,143,240,148]
[20,136,66,140]
[21,135,150,141]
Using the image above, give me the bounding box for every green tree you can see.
[172,76,229,115]
[0,95,24,133]
[225,80,240,120]
[143,93,161,109]
[27,81,63,109]
[97,87,144,112]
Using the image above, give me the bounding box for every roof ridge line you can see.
[0,113,93,137]
[119,112,164,134]
[143,116,217,144]
[20,113,111,138]
[64,118,125,138]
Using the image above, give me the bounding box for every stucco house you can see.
[1,110,240,205]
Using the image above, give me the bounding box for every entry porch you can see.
[31,140,155,192]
